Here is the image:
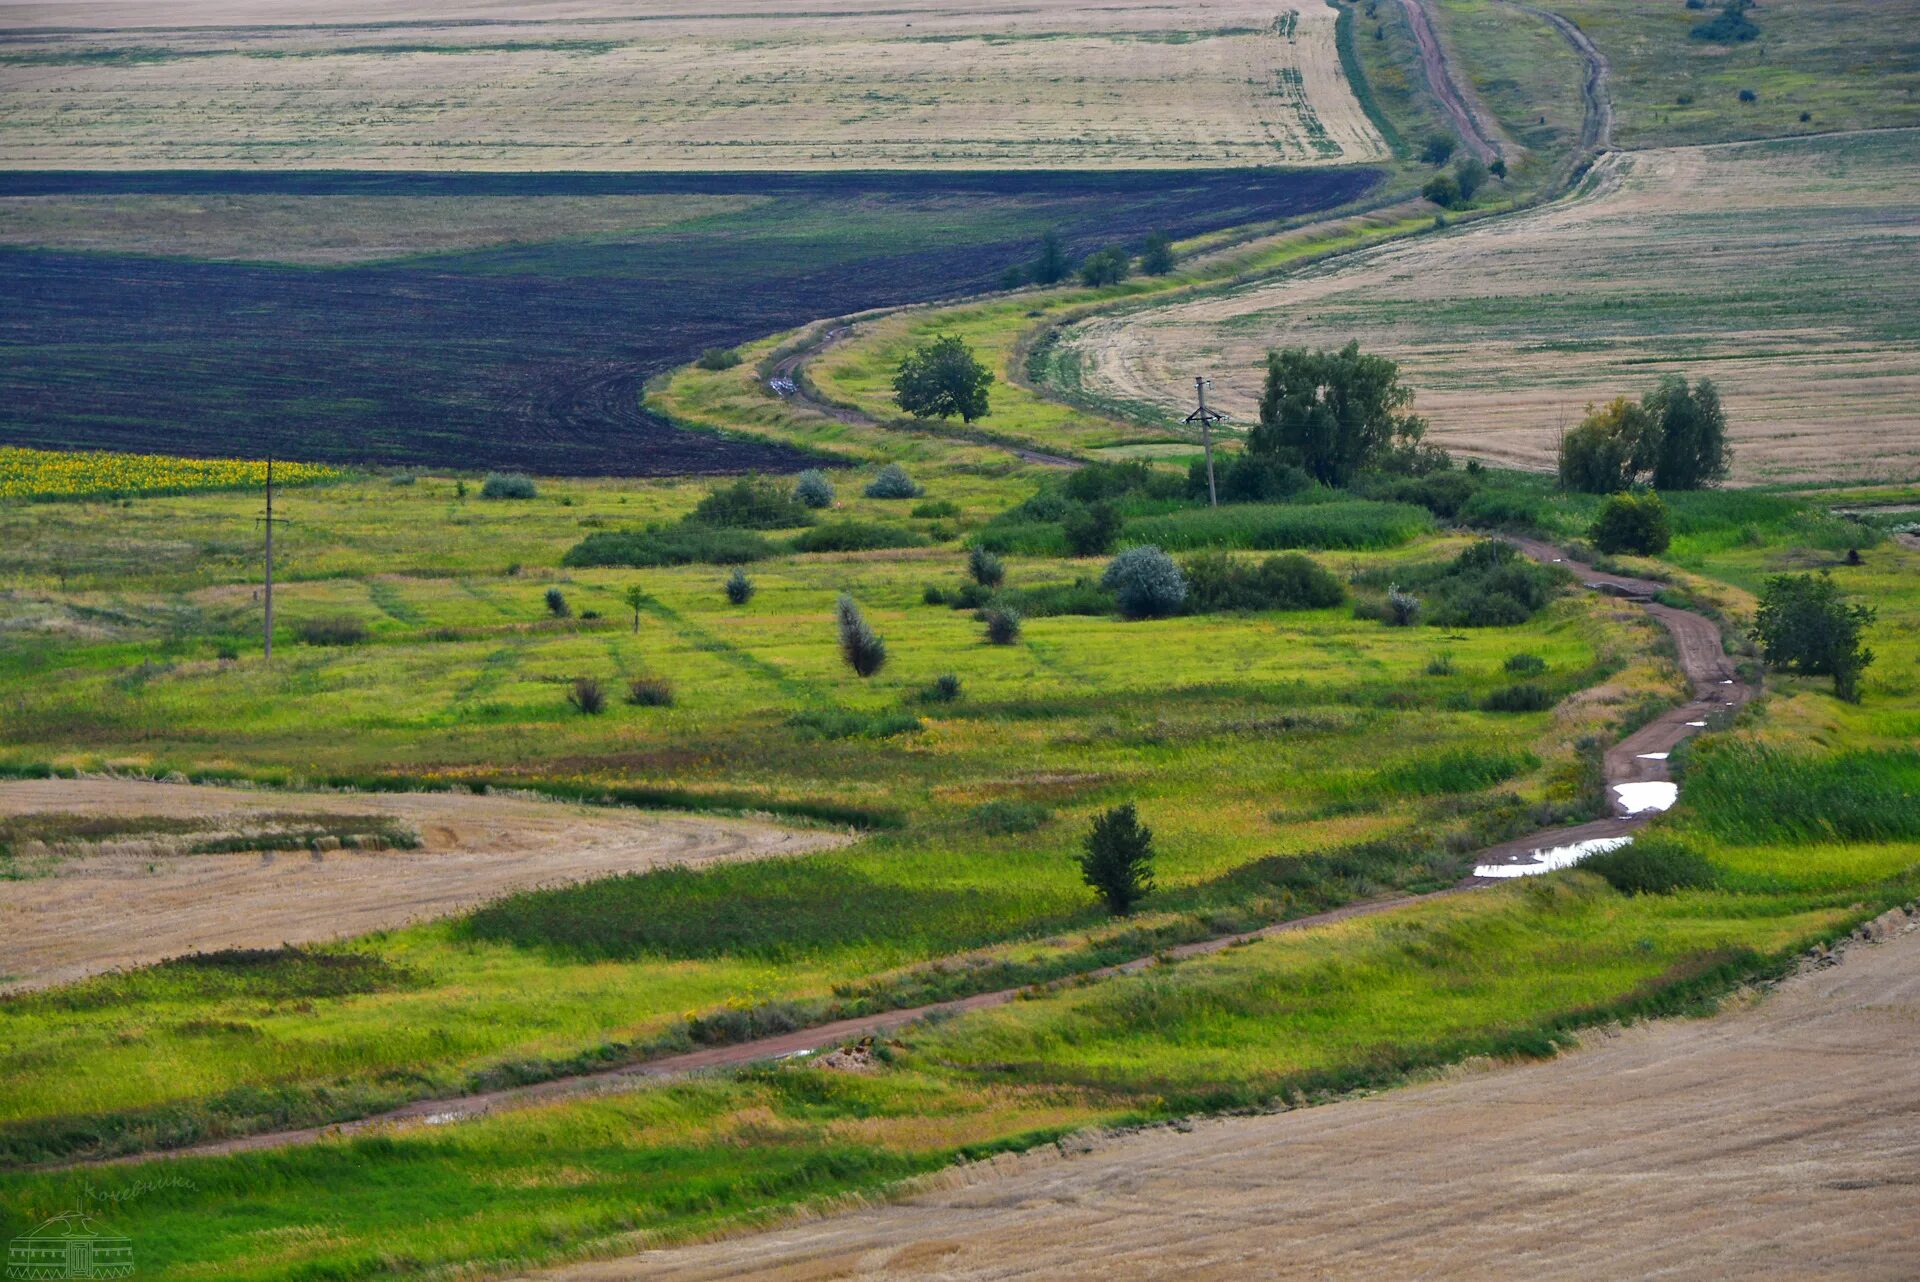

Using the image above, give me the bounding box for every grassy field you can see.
[0,168,1374,474]
[0,0,1384,171]
[1058,130,1920,485]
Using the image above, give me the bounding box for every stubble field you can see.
[0,0,1384,170]
[1060,130,1920,485]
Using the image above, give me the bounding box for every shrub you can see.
[1375,471,1476,518]
[1124,500,1432,552]
[725,567,755,605]
[690,476,813,529]
[1384,584,1423,626]
[792,469,835,509]
[920,673,962,703]
[1694,2,1760,43]
[788,708,920,739]
[1062,460,1183,504]
[836,594,888,677]
[695,346,743,370]
[295,615,368,647]
[1189,453,1312,503]
[1583,837,1719,895]
[912,499,960,519]
[1738,87,1757,103]
[1063,501,1124,556]
[544,587,570,618]
[967,545,1005,587]
[1140,230,1176,276]
[1406,539,1563,627]
[1078,247,1130,287]
[1078,803,1155,915]
[864,463,923,500]
[788,521,928,553]
[1752,572,1877,701]
[1423,173,1461,208]
[997,578,1114,618]
[1459,488,1544,531]
[982,607,1023,645]
[1454,156,1488,200]
[562,527,775,568]
[480,473,537,500]
[1590,492,1673,555]
[626,676,674,707]
[1504,652,1546,676]
[1181,551,1345,613]
[972,799,1050,835]
[1420,134,1456,165]
[1102,546,1187,619]
[1425,652,1456,676]
[1481,682,1553,712]
[567,676,607,715]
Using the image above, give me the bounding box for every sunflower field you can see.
[0,446,341,502]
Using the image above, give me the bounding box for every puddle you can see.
[1614,781,1677,813]
[1720,679,1734,685]
[1636,751,1669,761]
[422,1111,466,1126]
[1475,835,1632,879]
[1687,720,1707,728]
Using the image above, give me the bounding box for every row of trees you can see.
[1006,230,1177,290]
[1558,377,1731,493]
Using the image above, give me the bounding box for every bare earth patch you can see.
[1065,131,1920,485]
[545,908,1920,1281]
[0,0,1383,170]
[0,778,847,991]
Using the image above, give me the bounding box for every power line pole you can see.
[1185,376,1224,508]
[257,456,289,660]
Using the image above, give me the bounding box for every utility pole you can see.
[257,455,289,660]
[1185,376,1225,508]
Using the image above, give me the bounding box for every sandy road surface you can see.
[1400,0,1503,163]
[0,778,845,991]
[592,907,1920,1281]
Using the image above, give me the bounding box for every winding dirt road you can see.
[1400,0,1502,164]
[0,779,845,992]
[60,539,1749,1166]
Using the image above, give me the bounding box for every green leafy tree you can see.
[1753,572,1876,701]
[1454,156,1488,201]
[1589,491,1672,555]
[1031,231,1071,285]
[623,584,647,632]
[1079,247,1130,287]
[1063,500,1123,557]
[892,335,993,424]
[1077,802,1155,915]
[1423,173,1461,208]
[1248,342,1430,487]
[1420,134,1456,165]
[1645,376,1731,490]
[1140,230,1177,276]
[1558,397,1659,493]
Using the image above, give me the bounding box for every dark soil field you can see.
[0,168,1377,474]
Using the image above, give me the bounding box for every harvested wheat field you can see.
[1066,130,1920,484]
[0,777,844,991]
[0,0,1382,170]
[550,907,1920,1282]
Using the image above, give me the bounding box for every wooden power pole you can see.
[1186,376,1225,508]
[258,455,287,660]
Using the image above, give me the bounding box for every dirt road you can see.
[593,905,1920,1281]
[1400,0,1502,164]
[0,778,845,991]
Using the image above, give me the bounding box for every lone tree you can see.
[623,584,647,632]
[1753,572,1876,702]
[1078,246,1130,287]
[836,593,888,677]
[1248,342,1431,486]
[893,335,993,424]
[1140,230,1177,276]
[1589,491,1672,555]
[1030,231,1071,285]
[1078,802,1155,915]
[1645,375,1731,490]
[1558,397,1658,493]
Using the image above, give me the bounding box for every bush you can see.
[1385,584,1422,626]
[1420,134,1456,165]
[1481,683,1554,712]
[1582,837,1719,895]
[912,499,960,519]
[626,676,674,707]
[563,526,776,568]
[695,346,742,370]
[480,473,537,500]
[690,476,814,529]
[792,469,835,509]
[982,607,1023,645]
[1078,247,1130,287]
[1063,501,1124,556]
[836,594,887,677]
[967,544,1005,588]
[1078,803,1155,915]
[1375,471,1476,518]
[1504,652,1546,676]
[996,578,1115,618]
[1425,652,1456,676]
[295,616,368,647]
[1738,87,1757,103]
[1590,492,1673,556]
[972,799,1050,835]
[788,521,929,553]
[567,676,607,715]
[544,587,570,618]
[1454,156,1488,201]
[1140,230,1176,276]
[788,708,921,740]
[1459,489,1544,531]
[1181,551,1344,613]
[920,673,962,703]
[1412,539,1564,628]
[1101,546,1187,619]
[1752,572,1877,701]
[864,463,923,500]
[725,567,755,605]
[1189,453,1313,504]
[1423,173,1461,208]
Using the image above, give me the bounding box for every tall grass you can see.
[1682,744,1920,843]
[1123,500,1432,552]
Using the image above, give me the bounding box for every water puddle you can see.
[1687,720,1707,728]
[1475,835,1632,879]
[1614,781,1677,813]
[1636,751,1669,761]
